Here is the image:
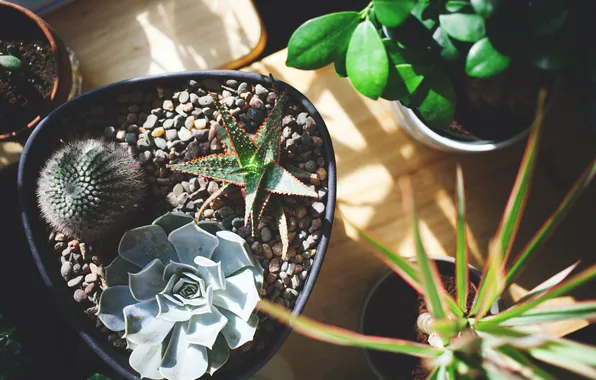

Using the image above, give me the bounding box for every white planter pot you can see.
[387,100,530,153]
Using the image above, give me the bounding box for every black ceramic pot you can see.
[17,70,337,380]
[359,256,504,380]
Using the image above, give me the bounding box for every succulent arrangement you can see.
[169,80,318,256]
[37,138,145,241]
[97,212,263,380]
[257,92,596,378]
[286,0,592,133]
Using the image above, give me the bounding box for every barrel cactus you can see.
[36,138,144,241]
[97,212,263,380]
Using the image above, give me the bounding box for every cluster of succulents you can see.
[168,81,318,257]
[36,139,145,241]
[97,212,263,380]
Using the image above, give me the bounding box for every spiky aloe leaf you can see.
[455,165,469,311]
[211,93,257,166]
[168,155,244,185]
[254,123,282,165]
[244,171,266,226]
[499,301,596,326]
[271,197,289,258]
[284,164,313,179]
[257,300,442,357]
[479,265,596,325]
[400,177,448,320]
[505,160,596,287]
[196,183,232,221]
[263,163,318,197]
[253,91,289,149]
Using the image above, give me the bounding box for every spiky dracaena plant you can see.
[37,139,144,241]
[257,91,596,379]
[168,82,318,256]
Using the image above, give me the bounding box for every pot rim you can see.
[17,69,337,380]
[358,255,504,380]
[0,1,68,140]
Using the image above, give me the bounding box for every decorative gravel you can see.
[45,78,329,365]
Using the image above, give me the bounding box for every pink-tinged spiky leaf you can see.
[505,160,595,287]
[455,165,469,311]
[168,154,245,185]
[479,264,596,325]
[257,300,443,357]
[195,183,232,221]
[499,301,596,326]
[528,338,596,379]
[400,177,449,319]
[271,197,289,258]
[284,164,313,179]
[263,162,318,198]
[253,90,289,150]
[496,346,555,380]
[214,122,234,154]
[254,120,282,165]
[210,93,257,166]
[516,261,580,304]
[471,238,506,320]
[243,171,266,227]
[494,89,547,265]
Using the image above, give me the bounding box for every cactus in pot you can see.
[36,138,144,241]
[97,212,263,380]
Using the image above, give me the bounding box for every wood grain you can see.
[246,50,596,380]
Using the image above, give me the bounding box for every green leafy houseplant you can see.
[257,91,596,378]
[168,80,318,256]
[97,212,263,380]
[286,0,591,135]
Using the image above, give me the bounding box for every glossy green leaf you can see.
[455,166,469,311]
[471,0,501,19]
[334,54,348,78]
[0,55,22,70]
[258,300,442,357]
[346,20,389,99]
[439,14,486,42]
[501,301,596,326]
[414,68,457,130]
[410,1,438,30]
[506,160,595,286]
[395,64,429,95]
[374,0,416,28]
[400,177,448,319]
[445,1,469,12]
[286,12,361,70]
[466,37,511,78]
[381,40,429,102]
[482,264,596,325]
[432,27,459,61]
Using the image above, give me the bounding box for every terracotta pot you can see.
[0,1,77,141]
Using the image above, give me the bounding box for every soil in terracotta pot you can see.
[442,63,548,142]
[0,9,56,136]
[362,271,477,380]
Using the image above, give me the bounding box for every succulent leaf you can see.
[184,309,228,349]
[156,294,198,322]
[212,268,260,321]
[193,256,225,290]
[168,222,219,263]
[153,212,194,235]
[253,91,289,148]
[129,259,167,301]
[271,197,290,257]
[263,162,318,197]
[104,256,141,286]
[129,344,163,380]
[119,225,178,267]
[218,309,259,349]
[243,171,267,226]
[284,164,313,179]
[0,55,23,70]
[206,336,230,375]
[210,231,260,278]
[124,299,175,346]
[167,155,244,185]
[97,285,137,331]
[160,324,209,380]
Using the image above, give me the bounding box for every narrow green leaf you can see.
[400,177,448,319]
[439,14,485,42]
[465,37,511,78]
[168,155,244,185]
[471,238,505,320]
[433,318,468,338]
[501,301,596,326]
[346,20,389,99]
[455,166,469,311]
[471,0,501,19]
[515,261,580,304]
[506,160,595,286]
[0,55,22,70]
[445,1,469,13]
[257,299,443,357]
[493,90,547,265]
[495,346,555,380]
[529,339,596,379]
[414,68,457,130]
[482,264,596,325]
[286,12,361,70]
[427,363,448,379]
[263,163,317,198]
[374,0,416,28]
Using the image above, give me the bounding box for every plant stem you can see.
[359,1,374,19]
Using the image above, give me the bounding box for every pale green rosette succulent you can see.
[97,212,264,380]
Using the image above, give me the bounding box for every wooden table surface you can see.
[246,49,596,380]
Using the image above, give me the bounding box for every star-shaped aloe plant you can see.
[168,83,318,255]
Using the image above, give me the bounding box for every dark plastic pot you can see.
[17,70,337,380]
[359,256,505,380]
